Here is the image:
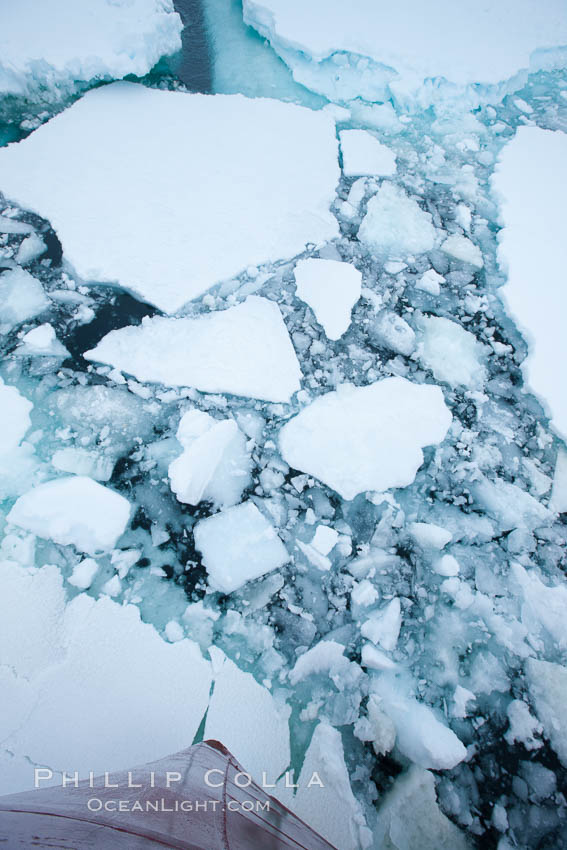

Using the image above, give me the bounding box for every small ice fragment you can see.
[311,524,339,555]
[441,234,483,268]
[294,258,362,340]
[433,554,460,576]
[416,268,445,295]
[359,183,436,258]
[68,558,98,590]
[16,233,46,265]
[407,521,453,550]
[361,598,402,651]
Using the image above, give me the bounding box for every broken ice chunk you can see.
[0,83,339,313]
[311,524,339,555]
[361,643,396,671]
[525,658,567,767]
[0,215,33,234]
[361,598,402,651]
[375,766,470,849]
[359,183,436,258]
[416,315,487,388]
[86,296,302,403]
[279,377,451,500]
[168,410,251,508]
[16,232,46,266]
[368,310,416,356]
[373,677,467,770]
[0,380,32,453]
[416,269,445,295]
[205,647,290,784]
[433,554,460,577]
[7,476,131,555]
[0,269,49,331]
[550,447,567,513]
[194,501,289,594]
[504,699,543,751]
[68,558,99,590]
[294,258,362,340]
[407,521,452,550]
[339,129,396,177]
[441,234,483,269]
[18,323,69,357]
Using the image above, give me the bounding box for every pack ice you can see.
[86,296,302,402]
[243,0,567,106]
[279,377,452,500]
[0,0,182,98]
[0,82,339,313]
[492,126,567,437]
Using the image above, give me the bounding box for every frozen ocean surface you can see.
[0,1,567,849]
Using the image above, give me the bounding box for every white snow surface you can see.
[492,126,567,437]
[194,501,289,594]
[168,410,251,508]
[359,183,437,259]
[339,130,396,177]
[279,377,452,500]
[205,647,290,784]
[0,560,211,783]
[0,83,339,314]
[7,476,130,555]
[0,0,182,97]
[294,258,362,340]
[243,0,567,105]
[86,296,302,403]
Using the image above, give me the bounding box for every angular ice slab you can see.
[416,316,487,389]
[339,130,396,177]
[0,269,49,333]
[0,83,339,313]
[7,476,130,556]
[294,258,362,340]
[86,296,301,403]
[358,183,436,259]
[492,127,567,437]
[279,378,451,500]
[0,561,211,781]
[168,410,251,508]
[194,501,289,594]
[0,0,182,98]
[243,0,567,106]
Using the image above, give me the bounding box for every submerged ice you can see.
[1,2,567,849]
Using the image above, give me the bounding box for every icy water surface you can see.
[1,3,567,850]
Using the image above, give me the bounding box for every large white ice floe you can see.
[243,0,567,107]
[7,476,131,555]
[358,183,437,259]
[168,410,252,508]
[279,377,452,500]
[0,560,212,787]
[294,258,362,340]
[0,0,182,98]
[86,296,302,403]
[194,501,289,594]
[492,126,567,438]
[375,766,470,850]
[205,647,290,784]
[0,82,339,313]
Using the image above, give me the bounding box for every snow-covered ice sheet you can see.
[86,296,302,402]
[0,560,211,783]
[492,126,567,437]
[243,0,567,106]
[0,0,182,97]
[205,647,290,784]
[279,377,451,500]
[194,501,289,593]
[0,82,339,313]
[7,476,130,555]
[294,258,362,340]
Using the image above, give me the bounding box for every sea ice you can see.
[18,323,69,358]
[361,598,402,652]
[0,83,339,313]
[375,766,470,849]
[0,561,211,780]
[441,234,483,269]
[294,258,362,340]
[416,315,487,389]
[550,448,567,513]
[279,378,451,500]
[0,381,33,454]
[492,127,567,437]
[339,129,396,177]
[205,647,290,784]
[525,658,567,767]
[243,0,567,106]
[168,410,252,508]
[86,296,302,403]
[358,183,436,259]
[194,501,289,594]
[0,0,182,97]
[0,269,49,332]
[7,476,131,556]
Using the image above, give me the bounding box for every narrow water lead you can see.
[172,0,213,92]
